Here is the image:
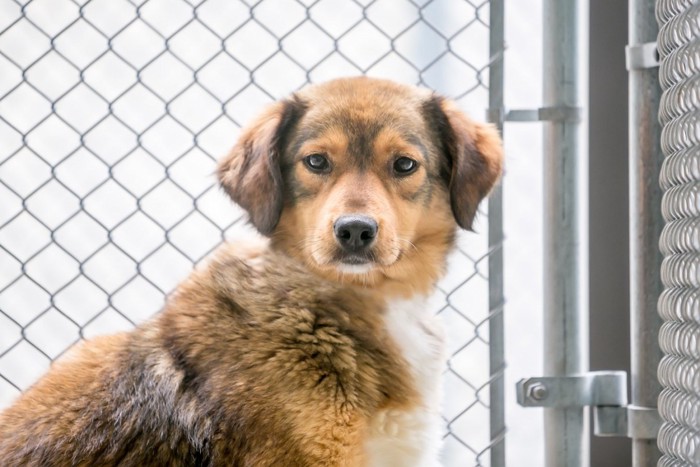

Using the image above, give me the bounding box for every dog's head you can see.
[218,77,502,293]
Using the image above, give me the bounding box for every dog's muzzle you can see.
[333,215,377,262]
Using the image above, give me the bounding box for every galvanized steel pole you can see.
[542,0,589,466]
[628,0,664,465]
[488,1,506,466]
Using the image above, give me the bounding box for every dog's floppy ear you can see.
[424,95,503,230]
[218,99,303,235]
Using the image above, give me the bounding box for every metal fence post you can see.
[542,0,589,465]
[488,1,506,466]
[627,0,664,465]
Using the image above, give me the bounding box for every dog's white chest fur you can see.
[365,296,447,467]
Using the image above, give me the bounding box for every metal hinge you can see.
[516,371,662,439]
[594,405,663,439]
[626,42,660,70]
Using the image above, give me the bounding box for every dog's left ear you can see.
[424,96,504,230]
[217,99,303,236]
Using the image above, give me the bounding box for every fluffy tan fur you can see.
[0,77,503,466]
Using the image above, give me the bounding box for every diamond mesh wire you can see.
[0,0,499,465]
[656,0,700,465]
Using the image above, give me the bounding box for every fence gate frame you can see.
[510,0,675,465]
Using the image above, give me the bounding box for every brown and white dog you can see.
[0,77,502,466]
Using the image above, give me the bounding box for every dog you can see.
[0,77,502,466]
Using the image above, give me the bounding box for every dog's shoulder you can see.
[164,242,416,407]
[152,242,420,463]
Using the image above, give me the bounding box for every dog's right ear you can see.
[217,99,303,236]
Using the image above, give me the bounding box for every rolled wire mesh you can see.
[0,0,501,465]
[656,0,700,465]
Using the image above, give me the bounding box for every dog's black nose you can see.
[334,215,378,252]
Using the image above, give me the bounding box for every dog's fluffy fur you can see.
[0,77,502,466]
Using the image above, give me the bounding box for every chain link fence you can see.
[657,0,700,465]
[0,0,498,464]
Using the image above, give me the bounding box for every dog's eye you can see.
[303,154,330,173]
[393,156,418,176]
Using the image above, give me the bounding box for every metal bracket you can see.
[517,371,627,408]
[626,42,659,70]
[486,106,583,124]
[516,371,662,439]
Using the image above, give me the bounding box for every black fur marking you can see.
[163,334,201,394]
[286,121,327,160]
[401,179,433,203]
[420,95,454,187]
[217,293,249,319]
[280,157,316,203]
[345,119,383,170]
[420,94,488,229]
[220,97,307,236]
